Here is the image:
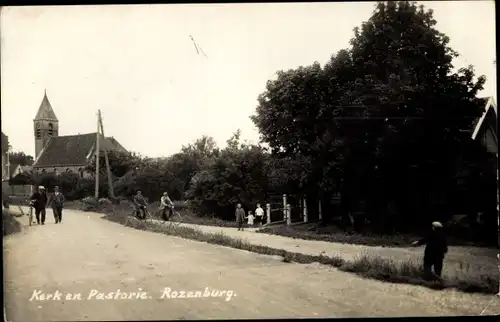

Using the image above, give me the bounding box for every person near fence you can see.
[48,186,65,224]
[159,192,174,221]
[255,203,264,226]
[30,186,48,225]
[235,203,246,231]
[133,190,148,220]
[411,221,448,278]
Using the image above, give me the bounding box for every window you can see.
[48,123,54,136]
[78,168,84,178]
[66,168,72,172]
[41,169,46,173]
[36,124,41,139]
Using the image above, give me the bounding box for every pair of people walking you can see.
[30,185,65,225]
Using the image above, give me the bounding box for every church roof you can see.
[33,133,127,167]
[34,91,58,121]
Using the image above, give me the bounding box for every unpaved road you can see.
[4,207,499,321]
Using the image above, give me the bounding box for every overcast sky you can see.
[1,2,496,158]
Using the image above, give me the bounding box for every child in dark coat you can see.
[412,221,448,277]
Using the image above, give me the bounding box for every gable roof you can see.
[472,96,497,140]
[33,133,127,168]
[9,164,20,178]
[34,91,58,121]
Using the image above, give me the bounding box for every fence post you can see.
[266,203,271,225]
[286,204,291,226]
[303,198,308,223]
[282,194,287,221]
[318,200,322,220]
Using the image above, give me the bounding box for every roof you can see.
[9,164,20,178]
[10,165,32,178]
[33,133,127,167]
[1,132,8,154]
[472,96,497,140]
[34,91,58,121]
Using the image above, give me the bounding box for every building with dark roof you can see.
[32,91,127,177]
[472,96,497,154]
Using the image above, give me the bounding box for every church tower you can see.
[34,90,59,159]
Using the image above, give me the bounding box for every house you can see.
[472,96,497,154]
[9,164,32,178]
[32,91,127,177]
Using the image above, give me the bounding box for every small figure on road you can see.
[255,203,264,226]
[235,203,245,231]
[246,210,255,226]
[30,186,48,225]
[159,192,174,221]
[133,191,148,220]
[48,186,65,224]
[412,221,448,278]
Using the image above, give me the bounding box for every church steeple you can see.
[34,89,58,121]
[34,90,59,159]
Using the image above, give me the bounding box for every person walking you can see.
[235,203,246,231]
[412,221,448,278]
[30,186,48,225]
[48,186,65,224]
[246,210,255,226]
[255,203,265,226]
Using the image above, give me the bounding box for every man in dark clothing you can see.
[412,221,448,277]
[48,186,65,223]
[133,191,148,220]
[30,186,48,225]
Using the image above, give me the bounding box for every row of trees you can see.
[10,2,497,243]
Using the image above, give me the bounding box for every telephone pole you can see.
[94,110,115,199]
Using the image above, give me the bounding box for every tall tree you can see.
[342,1,486,228]
[8,151,34,166]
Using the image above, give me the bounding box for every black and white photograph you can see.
[1,2,499,320]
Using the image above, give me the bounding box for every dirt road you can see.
[4,208,499,321]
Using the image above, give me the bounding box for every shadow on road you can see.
[3,209,23,237]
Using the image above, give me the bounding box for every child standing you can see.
[246,211,255,226]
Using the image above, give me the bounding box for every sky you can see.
[0,2,496,158]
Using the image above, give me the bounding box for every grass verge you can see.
[101,209,499,296]
[65,200,238,228]
[259,224,495,248]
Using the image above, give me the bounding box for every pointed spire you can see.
[34,90,58,121]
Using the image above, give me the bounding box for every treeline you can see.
[10,2,497,244]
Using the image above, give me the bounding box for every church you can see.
[32,91,127,178]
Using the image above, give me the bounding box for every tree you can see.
[185,132,271,219]
[251,1,488,231]
[85,150,143,178]
[341,1,486,229]
[8,151,34,166]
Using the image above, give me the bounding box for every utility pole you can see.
[98,110,115,199]
[493,59,500,297]
[94,113,100,199]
